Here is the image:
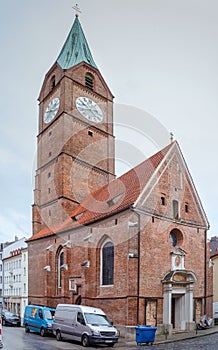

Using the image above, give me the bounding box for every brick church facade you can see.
[28,13,212,336]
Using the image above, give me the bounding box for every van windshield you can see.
[84,313,111,326]
[44,310,54,320]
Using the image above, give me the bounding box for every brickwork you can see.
[33,61,115,235]
[29,191,210,328]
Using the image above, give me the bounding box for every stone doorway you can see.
[162,270,197,332]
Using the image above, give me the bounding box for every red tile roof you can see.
[28,142,173,242]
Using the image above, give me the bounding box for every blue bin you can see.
[135,325,157,345]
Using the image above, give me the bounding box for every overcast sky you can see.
[0,0,218,242]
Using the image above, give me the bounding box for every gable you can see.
[134,142,209,229]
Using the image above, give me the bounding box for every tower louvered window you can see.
[85,73,94,90]
[50,75,56,91]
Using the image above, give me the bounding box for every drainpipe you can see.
[204,229,207,314]
[130,207,141,325]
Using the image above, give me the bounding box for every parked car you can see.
[53,304,119,347]
[23,305,55,336]
[1,310,21,327]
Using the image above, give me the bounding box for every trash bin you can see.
[135,325,157,345]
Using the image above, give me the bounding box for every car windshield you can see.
[84,313,111,326]
[44,310,53,319]
[5,311,18,317]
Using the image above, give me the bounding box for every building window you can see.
[185,203,189,213]
[170,229,183,247]
[161,196,165,206]
[101,240,114,286]
[172,200,180,219]
[58,250,64,288]
[50,75,56,91]
[85,73,94,90]
[88,130,93,137]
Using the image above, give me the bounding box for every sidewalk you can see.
[117,325,218,347]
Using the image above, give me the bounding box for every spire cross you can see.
[73,3,81,17]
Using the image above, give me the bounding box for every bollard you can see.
[164,328,169,340]
[0,316,3,348]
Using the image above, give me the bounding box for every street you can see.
[2,326,218,350]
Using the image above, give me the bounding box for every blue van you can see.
[23,305,55,336]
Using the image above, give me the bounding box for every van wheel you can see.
[56,330,62,341]
[40,327,45,337]
[82,334,89,347]
[25,325,30,333]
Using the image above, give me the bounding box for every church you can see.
[27,12,212,337]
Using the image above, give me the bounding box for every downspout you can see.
[136,212,141,325]
[204,229,207,314]
[130,207,141,325]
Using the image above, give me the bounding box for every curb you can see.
[116,327,218,347]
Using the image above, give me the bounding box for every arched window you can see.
[58,251,64,288]
[161,196,165,206]
[50,75,56,91]
[101,240,114,286]
[172,200,180,219]
[85,73,94,90]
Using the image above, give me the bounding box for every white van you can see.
[53,304,119,347]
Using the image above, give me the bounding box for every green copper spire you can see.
[57,16,98,70]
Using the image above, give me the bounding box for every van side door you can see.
[75,311,87,341]
[29,307,40,332]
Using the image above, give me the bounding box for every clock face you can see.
[44,97,60,124]
[76,97,103,123]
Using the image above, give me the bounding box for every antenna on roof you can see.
[73,3,81,17]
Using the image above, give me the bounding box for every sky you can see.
[0,0,218,242]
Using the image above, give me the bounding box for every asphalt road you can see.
[2,326,218,350]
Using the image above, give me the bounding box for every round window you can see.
[169,229,183,247]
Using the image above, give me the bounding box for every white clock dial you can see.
[44,97,60,124]
[76,97,103,123]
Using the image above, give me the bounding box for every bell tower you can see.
[32,14,115,235]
